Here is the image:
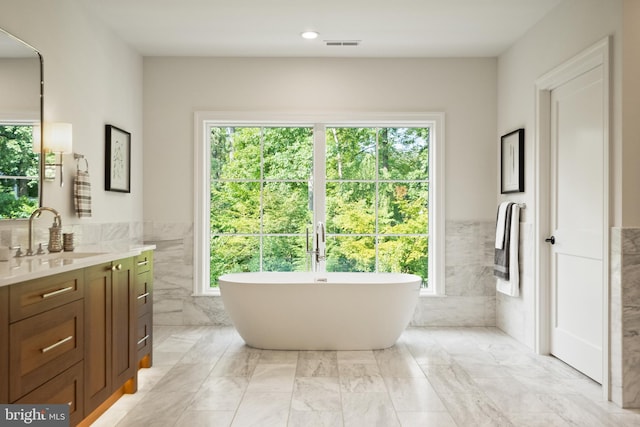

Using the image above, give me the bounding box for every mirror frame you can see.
[0,27,44,215]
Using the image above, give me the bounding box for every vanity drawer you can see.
[136,312,152,364]
[135,270,152,317]
[9,299,84,401]
[15,361,84,426]
[10,270,83,322]
[135,251,153,275]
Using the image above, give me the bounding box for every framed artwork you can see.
[500,128,524,194]
[105,124,131,193]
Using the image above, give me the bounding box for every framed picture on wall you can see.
[500,128,524,193]
[105,124,131,193]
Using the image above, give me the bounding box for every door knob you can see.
[545,236,555,245]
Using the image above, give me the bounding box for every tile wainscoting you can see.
[6,219,639,407]
[144,220,497,328]
[0,220,144,253]
[611,227,640,408]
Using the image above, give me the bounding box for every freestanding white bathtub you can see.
[218,272,421,350]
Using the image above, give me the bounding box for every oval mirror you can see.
[0,27,43,219]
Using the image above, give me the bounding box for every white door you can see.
[548,64,605,383]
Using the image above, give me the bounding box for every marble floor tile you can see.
[473,377,553,413]
[91,325,640,427]
[115,391,196,427]
[246,363,297,393]
[295,358,339,377]
[287,410,343,427]
[395,410,457,427]
[342,392,400,427]
[175,410,235,427]
[291,377,342,411]
[231,391,291,427]
[384,377,447,412]
[437,391,514,426]
[209,354,260,377]
[152,363,215,393]
[188,377,249,411]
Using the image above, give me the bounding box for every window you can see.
[0,123,39,219]
[195,112,444,296]
[210,126,313,282]
[325,127,429,282]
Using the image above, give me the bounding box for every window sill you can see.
[193,288,221,297]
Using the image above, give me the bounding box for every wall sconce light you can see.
[33,122,73,187]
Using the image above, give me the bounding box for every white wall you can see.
[143,57,497,224]
[622,0,640,226]
[143,57,499,326]
[0,0,143,229]
[496,0,623,347]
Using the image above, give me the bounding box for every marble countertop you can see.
[0,243,156,288]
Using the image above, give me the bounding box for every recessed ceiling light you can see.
[301,31,319,40]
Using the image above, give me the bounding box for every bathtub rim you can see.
[218,271,423,286]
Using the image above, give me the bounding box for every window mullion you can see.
[259,127,265,272]
[375,128,380,273]
[313,124,327,231]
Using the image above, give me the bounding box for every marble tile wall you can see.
[610,227,640,408]
[0,220,143,252]
[144,220,497,328]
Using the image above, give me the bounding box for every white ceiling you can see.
[81,0,563,57]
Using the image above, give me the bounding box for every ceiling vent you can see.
[324,40,360,47]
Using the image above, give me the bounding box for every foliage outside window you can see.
[210,127,313,282]
[325,127,428,283]
[0,124,39,219]
[209,125,429,288]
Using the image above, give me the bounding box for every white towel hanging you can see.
[496,204,520,297]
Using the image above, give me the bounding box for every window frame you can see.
[194,111,445,296]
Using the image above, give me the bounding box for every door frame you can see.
[534,37,611,398]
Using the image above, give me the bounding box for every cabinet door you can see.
[84,262,112,414]
[111,258,135,388]
[0,286,8,403]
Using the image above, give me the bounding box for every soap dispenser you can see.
[48,217,63,252]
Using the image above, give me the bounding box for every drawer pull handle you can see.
[41,286,74,299]
[67,401,73,407]
[137,292,150,300]
[41,335,73,353]
[137,260,149,266]
[137,335,150,345]
[111,264,123,271]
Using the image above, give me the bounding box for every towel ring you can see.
[74,154,89,172]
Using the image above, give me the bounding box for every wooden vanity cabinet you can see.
[0,286,8,403]
[84,257,135,415]
[0,251,152,426]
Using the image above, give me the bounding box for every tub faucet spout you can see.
[316,221,325,263]
[306,222,326,272]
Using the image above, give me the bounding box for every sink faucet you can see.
[28,207,62,256]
